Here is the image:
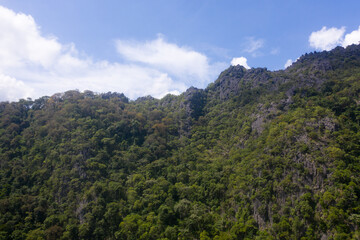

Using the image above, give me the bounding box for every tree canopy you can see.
[1,45,360,239]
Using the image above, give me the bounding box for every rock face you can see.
[214,65,247,100]
[101,92,129,102]
[210,65,280,101]
[179,87,206,136]
[182,87,206,120]
[289,45,360,72]
[207,45,360,104]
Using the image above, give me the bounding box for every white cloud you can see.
[343,26,360,47]
[116,36,212,84]
[231,57,250,69]
[270,48,280,55]
[0,6,223,102]
[24,63,187,100]
[244,37,264,53]
[0,74,34,102]
[309,26,346,51]
[284,59,293,69]
[243,37,264,57]
[309,26,360,51]
[0,6,61,69]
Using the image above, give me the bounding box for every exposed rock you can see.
[213,65,247,100]
[179,87,206,136]
[182,87,206,120]
[101,92,129,102]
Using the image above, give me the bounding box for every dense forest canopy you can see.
[1,45,360,239]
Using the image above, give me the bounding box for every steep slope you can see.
[1,45,360,239]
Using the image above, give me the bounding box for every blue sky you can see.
[0,0,359,101]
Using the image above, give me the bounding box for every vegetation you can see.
[1,45,360,239]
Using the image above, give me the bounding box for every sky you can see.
[0,0,359,101]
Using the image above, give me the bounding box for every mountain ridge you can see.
[1,44,360,239]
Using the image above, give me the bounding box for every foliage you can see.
[1,45,360,239]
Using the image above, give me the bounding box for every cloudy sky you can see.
[0,0,359,101]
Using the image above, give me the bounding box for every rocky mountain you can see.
[1,45,360,239]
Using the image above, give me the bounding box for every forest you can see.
[1,45,360,239]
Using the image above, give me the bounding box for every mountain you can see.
[1,45,360,239]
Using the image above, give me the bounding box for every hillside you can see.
[1,45,360,239]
